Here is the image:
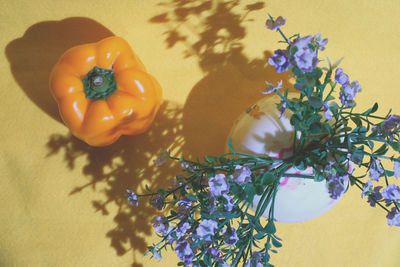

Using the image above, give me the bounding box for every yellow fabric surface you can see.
[1,0,399,266]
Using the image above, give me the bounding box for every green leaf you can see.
[227,136,236,155]
[374,144,388,156]
[362,103,378,116]
[261,172,276,185]
[388,141,400,152]
[385,170,394,177]
[204,156,216,163]
[271,238,282,248]
[350,116,362,128]
[265,220,276,234]
[310,122,322,135]
[308,96,324,109]
[187,193,197,202]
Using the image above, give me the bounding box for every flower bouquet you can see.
[127,15,400,266]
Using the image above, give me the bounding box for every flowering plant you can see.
[127,15,400,266]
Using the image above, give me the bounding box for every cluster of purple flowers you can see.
[268,34,327,74]
[326,174,349,199]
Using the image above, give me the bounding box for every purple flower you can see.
[246,252,266,267]
[175,240,194,264]
[153,150,170,166]
[265,16,286,30]
[382,184,400,201]
[387,207,400,226]
[127,189,139,206]
[335,68,349,85]
[209,173,229,196]
[232,165,252,184]
[278,99,287,118]
[262,80,282,95]
[151,193,164,210]
[367,186,383,207]
[292,36,318,73]
[152,216,170,235]
[339,80,361,107]
[327,174,348,199]
[196,219,218,241]
[223,194,234,212]
[177,206,190,220]
[152,249,162,261]
[208,192,216,214]
[323,102,333,121]
[313,33,328,51]
[382,115,400,133]
[394,161,400,179]
[205,248,229,266]
[222,227,238,246]
[176,221,191,239]
[178,197,193,207]
[361,180,373,198]
[268,49,292,73]
[369,159,384,181]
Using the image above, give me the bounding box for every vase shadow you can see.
[5,17,115,123]
[149,0,293,158]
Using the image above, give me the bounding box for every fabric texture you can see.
[1,0,399,266]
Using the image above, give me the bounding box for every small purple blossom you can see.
[366,186,383,207]
[387,207,400,226]
[223,194,234,212]
[327,174,348,199]
[278,99,287,118]
[246,252,266,267]
[177,197,193,207]
[313,33,328,51]
[208,192,216,214]
[152,249,162,261]
[205,248,229,266]
[339,80,361,107]
[127,189,139,206]
[153,150,170,166]
[151,193,165,210]
[222,227,239,246]
[382,115,400,133]
[369,159,384,181]
[394,161,400,179]
[152,216,170,235]
[175,240,194,265]
[196,219,218,241]
[262,80,282,95]
[232,165,252,184]
[323,102,333,121]
[209,173,229,196]
[176,221,191,239]
[382,184,400,202]
[361,180,373,198]
[268,49,292,73]
[334,68,349,85]
[292,36,318,73]
[177,206,190,220]
[265,16,286,31]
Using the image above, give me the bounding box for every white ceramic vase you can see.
[228,95,348,223]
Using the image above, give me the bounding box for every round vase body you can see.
[228,95,347,223]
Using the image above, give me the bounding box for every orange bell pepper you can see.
[50,36,162,146]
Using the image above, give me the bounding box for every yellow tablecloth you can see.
[1,0,399,266]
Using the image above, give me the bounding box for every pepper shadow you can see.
[150,0,293,158]
[6,17,185,267]
[5,17,115,123]
[46,100,184,266]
